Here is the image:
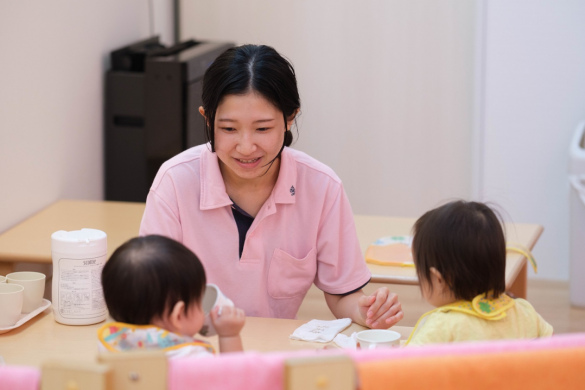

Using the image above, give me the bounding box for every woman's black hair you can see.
[201,44,300,153]
[411,200,506,301]
[101,235,206,324]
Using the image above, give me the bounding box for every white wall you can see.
[482,1,585,280]
[180,0,585,281]
[181,0,476,218]
[0,0,171,233]
[2,1,583,282]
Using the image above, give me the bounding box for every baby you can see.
[406,200,552,345]
[98,235,245,357]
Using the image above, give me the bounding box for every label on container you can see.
[56,255,107,320]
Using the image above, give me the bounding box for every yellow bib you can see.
[405,293,515,345]
[439,293,515,321]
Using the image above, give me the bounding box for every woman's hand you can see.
[210,305,245,337]
[324,287,403,329]
[358,287,403,329]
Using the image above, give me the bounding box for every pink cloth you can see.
[169,352,280,390]
[348,331,585,363]
[0,366,40,390]
[140,145,370,318]
[168,333,585,390]
[168,349,347,390]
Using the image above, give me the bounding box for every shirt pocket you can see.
[267,248,317,299]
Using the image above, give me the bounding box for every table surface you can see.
[0,306,414,367]
[0,200,542,368]
[0,200,145,267]
[0,199,543,292]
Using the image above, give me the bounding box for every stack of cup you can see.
[0,271,46,328]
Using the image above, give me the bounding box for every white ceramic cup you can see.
[6,271,46,314]
[199,283,234,337]
[0,275,5,283]
[0,283,24,327]
[356,329,401,349]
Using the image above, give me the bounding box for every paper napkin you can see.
[333,332,358,349]
[289,318,352,343]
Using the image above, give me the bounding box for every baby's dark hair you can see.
[101,235,206,324]
[411,200,506,301]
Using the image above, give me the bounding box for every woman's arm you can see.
[324,286,403,328]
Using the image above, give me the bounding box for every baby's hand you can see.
[210,305,245,337]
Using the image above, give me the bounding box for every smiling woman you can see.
[139,44,404,329]
[204,92,289,217]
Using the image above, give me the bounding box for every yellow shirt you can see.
[407,295,553,346]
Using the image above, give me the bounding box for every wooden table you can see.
[0,200,543,298]
[0,200,145,276]
[0,306,413,367]
[354,215,543,299]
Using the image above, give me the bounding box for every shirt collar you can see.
[273,147,297,205]
[199,146,297,210]
[200,146,232,210]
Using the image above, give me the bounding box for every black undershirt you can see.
[230,202,254,258]
[230,201,370,296]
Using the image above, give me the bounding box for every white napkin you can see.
[333,332,358,349]
[289,318,352,343]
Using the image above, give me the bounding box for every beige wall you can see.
[2,1,584,281]
[0,1,169,233]
[181,0,476,220]
[182,0,475,216]
[181,0,585,281]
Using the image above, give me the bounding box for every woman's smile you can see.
[236,157,261,164]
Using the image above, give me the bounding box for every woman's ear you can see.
[199,106,212,130]
[198,106,206,120]
[286,109,299,130]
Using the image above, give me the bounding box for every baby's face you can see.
[179,300,205,337]
[421,279,442,307]
[421,271,457,308]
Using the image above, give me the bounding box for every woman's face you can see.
[211,92,287,183]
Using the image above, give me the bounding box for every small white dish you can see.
[0,299,51,334]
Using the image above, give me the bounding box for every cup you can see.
[0,275,5,283]
[199,283,234,337]
[356,329,401,349]
[0,283,24,327]
[6,271,46,313]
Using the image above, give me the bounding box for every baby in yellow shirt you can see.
[406,200,553,346]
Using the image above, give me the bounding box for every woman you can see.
[140,44,403,329]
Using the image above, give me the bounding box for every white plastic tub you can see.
[569,121,585,307]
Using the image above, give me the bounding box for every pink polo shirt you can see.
[139,144,371,319]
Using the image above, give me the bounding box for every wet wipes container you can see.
[51,228,108,325]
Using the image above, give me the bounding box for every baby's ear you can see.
[168,301,186,329]
[429,266,441,278]
[429,267,445,284]
[430,267,452,294]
